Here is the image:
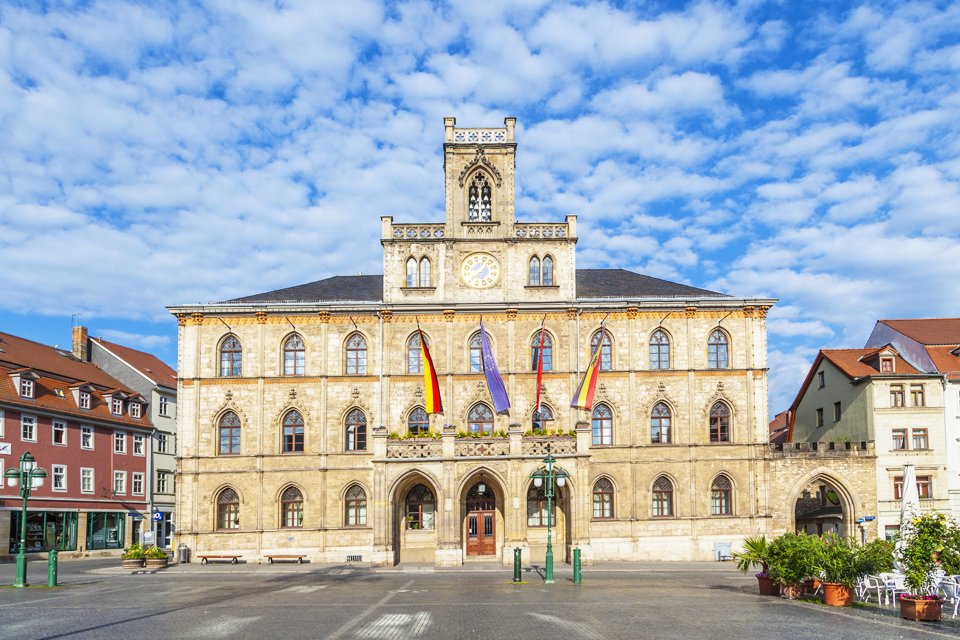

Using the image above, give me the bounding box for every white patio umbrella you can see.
[895,463,921,571]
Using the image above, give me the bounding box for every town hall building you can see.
[168,117,870,566]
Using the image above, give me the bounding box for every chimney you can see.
[72,325,89,361]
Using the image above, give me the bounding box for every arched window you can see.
[708,329,729,369]
[407,333,424,374]
[592,403,612,445]
[468,403,494,435]
[469,332,483,373]
[709,402,730,443]
[282,410,304,453]
[406,257,417,287]
[526,483,554,526]
[652,476,674,517]
[345,333,367,375]
[532,404,554,433]
[218,411,241,455]
[528,256,540,286]
[591,330,612,371]
[650,330,670,370]
[531,331,553,371]
[219,335,242,377]
[283,334,305,376]
[345,408,367,451]
[651,402,671,444]
[593,478,614,519]
[541,256,554,286]
[419,257,431,288]
[405,484,435,529]
[345,484,367,526]
[216,487,240,530]
[711,475,733,516]
[408,407,429,436]
[281,486,303,528]
[468,174,492,221]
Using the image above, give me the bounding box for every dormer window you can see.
[112,398,123,415]
[20,378,34,398]
[467,173,492,221]
[130,403,141,419]
[880,357,895,373]
[79,391,91,409]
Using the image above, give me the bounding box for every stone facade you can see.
[169,117,872,565]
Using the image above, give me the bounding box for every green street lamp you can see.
[529,452,568,584]
[4,451,48,587]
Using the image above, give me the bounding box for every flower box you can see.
[900,596,943,621]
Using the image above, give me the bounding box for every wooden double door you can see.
[465,484,496,556]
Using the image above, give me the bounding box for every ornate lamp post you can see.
[529,452,567,584]
[4,451,48,587]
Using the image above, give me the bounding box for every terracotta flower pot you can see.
[121,558,144,569]
[822,582,853,607]
[757,575,779,596]
[900,597,943,622]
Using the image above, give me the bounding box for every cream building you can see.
[167,117,837,566]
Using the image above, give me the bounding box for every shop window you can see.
[86,512,124,550]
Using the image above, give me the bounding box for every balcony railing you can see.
[455,439,509,457]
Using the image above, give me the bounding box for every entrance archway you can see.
[793,477,851,537]
[465,481,496,556]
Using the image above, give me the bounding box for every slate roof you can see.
[226,269,727,304]
[91,337,178,389]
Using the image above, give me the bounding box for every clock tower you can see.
[381,117,577,305]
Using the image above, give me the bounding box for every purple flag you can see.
[480,321,510,414]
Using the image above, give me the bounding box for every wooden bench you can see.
[265,554,305,564]
[198,555,241,564]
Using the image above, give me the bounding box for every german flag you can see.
[571,321,605,410]
[420,329,443,414]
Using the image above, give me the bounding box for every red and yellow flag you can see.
[571,321,605,410]
[420,329,443,414]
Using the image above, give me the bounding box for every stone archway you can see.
[389,472,441,565]
[788,472,857,539]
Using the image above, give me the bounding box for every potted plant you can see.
[814,533,859,606]
[121,543,145,569]
[858,538,895,575]
[144,544,169,569]
[733,536,777,595]
[767,532,818,599]
[897,512,952,621]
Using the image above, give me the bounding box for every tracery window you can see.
[591,330,612,371]
[283,334,305,376]
[345,408,367,451]
[282,410,304,453]
[345,333,367,375]
[541,256,554,286]
[592,403,612,446]
[651,402,671,444]
[407,333,424,374]
[531,331,553,371]
[406,258,417,287]
[218,411,241,455]
[528,257,540,286]
[405,484,435,529]
[419,258,431,288]
[407,407,429,436]
[711,475,732,516]
[281,486,303,528]
[219,335,242,377]
[526,483,555,527]
[467,173,492,221]
[593,478,614,519]
[217,487,240,530]
[650,330,670,369]
[652,476,674,517]
[528,255,555,286]
[468,403,494,435]
[469,332,483,373]
[532,404,554,433]
[345,484,367,526]
[707,329,729,369]
[709,402,730,443]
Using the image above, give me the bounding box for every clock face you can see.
[460,253,500,288]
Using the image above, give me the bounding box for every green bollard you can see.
[47,548,58,587]
[513,547,522,583]
[573,547,581,584]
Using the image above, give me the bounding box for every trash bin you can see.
[177,543,190,564]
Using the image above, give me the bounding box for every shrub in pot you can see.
[144,544,169,568]
[896,512,953,621]
[121,543,145,568]
[857,538,894,576]
[768,532,818,598]
[814,533,860,606]
[733,536,778,595]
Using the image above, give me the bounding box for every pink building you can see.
[0,331,151,557]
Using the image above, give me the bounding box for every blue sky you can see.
[1,1,959,418]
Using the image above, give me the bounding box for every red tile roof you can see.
[91,337,177,388]
[820,348,921,379]
[0,332,148,428]
[880,318,960,346]
[926,346,960,379]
